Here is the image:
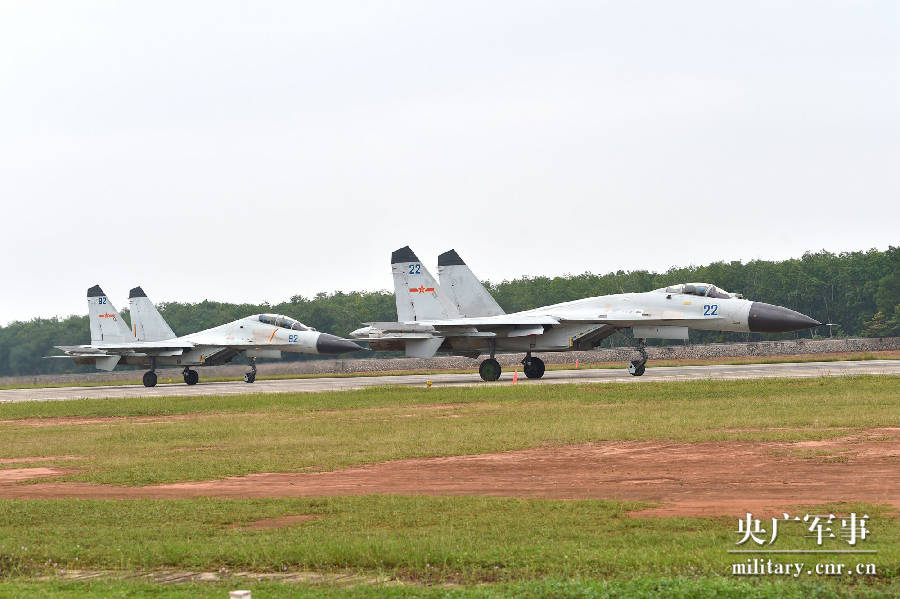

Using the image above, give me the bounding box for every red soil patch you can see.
[2,428,897,517]
[0,467,70,483]
[231,514,318,530]
[0,456,81,464]
[0,414,216,427]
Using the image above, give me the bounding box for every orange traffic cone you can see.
[512,369,518,384]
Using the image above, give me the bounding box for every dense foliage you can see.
[0,248,896,377]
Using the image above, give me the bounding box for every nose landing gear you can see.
[628,339,648,376]
[244,357,257,383]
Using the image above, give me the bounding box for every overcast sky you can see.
[1,1,897,324]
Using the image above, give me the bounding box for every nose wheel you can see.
[244,357,257,383]
[183,368,199,385]
[628,339,648,376]
[522,354,545,379]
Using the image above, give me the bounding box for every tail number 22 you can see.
[703,304,718,316]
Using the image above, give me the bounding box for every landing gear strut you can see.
[183,367,199,385]
[244,357,257,383]
[628,338,648,376]
[522,352,545,379]
[142,358,158,387]
[478,342,502,382]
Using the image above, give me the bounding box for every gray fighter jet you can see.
[54,285,362,387]
[351,247,822,381]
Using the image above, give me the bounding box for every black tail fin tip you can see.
[87,285,105,297]
[438,249,465,266]
[391,246,419,264]
[129,286,146,299]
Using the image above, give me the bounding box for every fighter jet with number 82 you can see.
[52,285,362,387]
[350,246,822,381]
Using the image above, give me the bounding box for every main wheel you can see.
[523,357,545,379]
[243,372,256,383]
[184,370,199,385]
[142,371,158,387]
[479,358,502,382]
[628,361,646,376]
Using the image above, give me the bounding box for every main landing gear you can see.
[142,371,157,387]
[478,349,547,382]
[183,367,199,385]
[628,338,648,376]
[478,342,501,381]
[142,358,158,387]
[522,353,545,379]
[244,357,257,384]
[479,358,501,381]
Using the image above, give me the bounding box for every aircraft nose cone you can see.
[748,302,821,333]
[316,333,363,354]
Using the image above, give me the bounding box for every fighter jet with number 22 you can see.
[52,285,362,387]
[351,246,822,381]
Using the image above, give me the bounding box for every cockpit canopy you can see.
[258,314,315,331]
[659,283,737,299]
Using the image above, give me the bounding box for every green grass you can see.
[0,497,896,583]
[3,351,897,390]
[2,577,898,599]
[0,376,897,485]
[1,375,897,596]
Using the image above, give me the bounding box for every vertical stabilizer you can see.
[87,285,133,345]
[437,249,505,317]
[391,246,461,321]
[129,287,176,341]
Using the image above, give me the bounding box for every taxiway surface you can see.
[1,359,897,403]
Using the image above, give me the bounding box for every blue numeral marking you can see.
[288,334,298,343]
[98,297,107,305]
[408,264,421,275]
[703,304,718,316]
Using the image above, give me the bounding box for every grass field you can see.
[1,376,898,597]
[0,376,897,485]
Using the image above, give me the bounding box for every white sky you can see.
[1,1,897,324]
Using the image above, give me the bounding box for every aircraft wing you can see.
[55,340,195,356]
[413,315,561,328]
[410,312,714,329]
[555,310,721,326]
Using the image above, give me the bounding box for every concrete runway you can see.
[0,359,897,403]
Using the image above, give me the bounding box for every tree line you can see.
[0,247,897,377]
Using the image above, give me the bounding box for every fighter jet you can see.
[351,246,822,381]
[53,285,362,387]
